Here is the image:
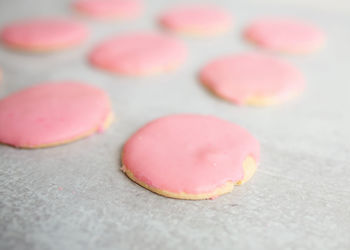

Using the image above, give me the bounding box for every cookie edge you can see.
[121,156,257,200]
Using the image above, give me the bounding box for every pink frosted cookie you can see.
[244,17,325,53]
[89,32,187,75]
[159,4,232,36]
[122,114,260,200]
[73,0,142,20]
[0,82,113,148]
[200,52,305,106]
[1,18,88,52]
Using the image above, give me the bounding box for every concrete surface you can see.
[0,0,350,249]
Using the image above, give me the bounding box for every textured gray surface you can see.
[1,0,350,250]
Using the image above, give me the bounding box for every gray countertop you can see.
[1,0,350,249]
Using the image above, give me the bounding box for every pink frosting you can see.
[0,82,111,147]
[245,17,325,53]
[1,18,88,50]
[90,32,187,75]
[74,0,142,19]
[200,52,305,104]
[160,5,232,35]
[122,114,260,194]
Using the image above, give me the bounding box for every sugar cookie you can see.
[122,114,260,200]
[1,18,88,52]
[89,32,187,75]
[244,17,325,53]
[73,0,142,20]
[159,5,232,36]
[0,82,113,148]
[200,52,305,106]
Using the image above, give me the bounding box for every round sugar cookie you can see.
[73,0,142,20]
[200,52,305,106]
[159,4,232,36]
[244,17,325,53]
[1,18,88,52]
[89,32,187,75]
[122,114,260,200]
[0,82,113,148]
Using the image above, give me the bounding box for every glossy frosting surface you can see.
[90,32,187,75]
[200,52,305,104]
[1,18,88,50]
[0,82,111,147]
[122,114,260,194]
[245,17,325,53]
[74,0,142,19]
[160,4,232,35]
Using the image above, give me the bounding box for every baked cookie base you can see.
[2,39,86,53]
[244,90,303,106]
[74,9,138,21]
[163,26,230,37]
[122,156,257,200]
[202,79,302,106]
[3,111,114,149]
[244,35,325,54]
[91,59,184,77]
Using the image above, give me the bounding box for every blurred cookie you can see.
[90,32,187,75]
[200,52,305,106]
[1,18,88,52]
[160,4,232,37]
[0,82,113,148]
[244,17,325,53]
[74,0,142,20]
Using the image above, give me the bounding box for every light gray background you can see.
[0,0,349,249]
